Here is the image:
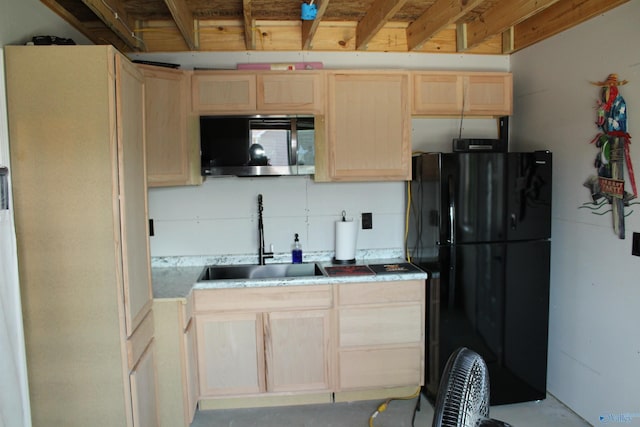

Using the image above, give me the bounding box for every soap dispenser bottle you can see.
[292,233,303,264]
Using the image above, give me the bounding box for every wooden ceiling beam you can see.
[458,0,560,52]
[502,27,515,54]
[243,0,256,50]
[162,0,197,50]
[406,0,488,51]
[356,0,408,51]
[511,0,630,52]
[80,0,144,51]
[302,0,330,50]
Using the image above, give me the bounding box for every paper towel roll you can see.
[335,220,358,262]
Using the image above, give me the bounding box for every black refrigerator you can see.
[408,151,552,405]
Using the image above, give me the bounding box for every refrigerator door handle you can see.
[448,176,455,244]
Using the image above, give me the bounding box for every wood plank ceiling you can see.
[41,0,628,55]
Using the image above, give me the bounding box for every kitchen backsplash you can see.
[147,175,406,258]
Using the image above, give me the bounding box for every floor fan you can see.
[432,347,513,427]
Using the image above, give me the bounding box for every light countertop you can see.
[152,256,428,299]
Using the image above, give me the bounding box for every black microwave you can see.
[200,115,315,177]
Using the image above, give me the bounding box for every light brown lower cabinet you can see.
[130,340,160,427]
[153,298,198,427]
[194,285,333,398]
[190,280,424,408]
[265,310,332,392]
[336,280,425,391]
[197,312,264,395]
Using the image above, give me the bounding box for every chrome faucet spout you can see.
[258,194,274,265]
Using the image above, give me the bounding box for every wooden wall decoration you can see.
[582,74,638,239]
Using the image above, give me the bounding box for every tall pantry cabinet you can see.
[5,46,158,427]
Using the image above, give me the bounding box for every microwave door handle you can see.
[290,118,298,166]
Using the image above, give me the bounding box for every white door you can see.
[0,48,32,427]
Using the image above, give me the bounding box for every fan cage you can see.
[434,347,491,427]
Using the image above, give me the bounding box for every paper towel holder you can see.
[333,210,357,264]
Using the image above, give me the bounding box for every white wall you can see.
[511,1,640,424]
[141,52,508,258]
[0,0,91,46]
[1,2,91,426]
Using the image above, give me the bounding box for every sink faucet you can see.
[258,194,273,265]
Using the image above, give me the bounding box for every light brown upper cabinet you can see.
[412,71,512,117]
[192,72,256,113]
[192,71,324,114]
[257,72,324,114]
[316,71,412,182]
[140,65,202,187]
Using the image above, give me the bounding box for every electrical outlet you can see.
[362,212,372,229]
[632,232,640,256]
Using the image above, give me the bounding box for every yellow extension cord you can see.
[374,154,423,425]
[404,179,412,263]
[368,387,422,427]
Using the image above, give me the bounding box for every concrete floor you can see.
[190,393,591,427]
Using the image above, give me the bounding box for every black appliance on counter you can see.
[408,151,552,405]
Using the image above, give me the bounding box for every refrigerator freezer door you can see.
[503,239,551,403]
[431,239,550,405]
[433,242,506,402]
[441,153,507,244]
[507,151,552,241]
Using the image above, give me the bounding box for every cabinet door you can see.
[323,72,411,181]
[339,347,422,390]
[412,73,463,115]
[130,341,160,427]
[140,66,201,187]
[192,72,256,113]
[196,312,264,396]
[466,73,513,116]
[183,319,199,424]
[116,55,153,337]
[336,280,425,391]
[412,72,512,117]
[257,72,324,113]
[265,310,331,392]
[338,304,422,347]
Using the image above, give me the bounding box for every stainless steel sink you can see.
[198,263,325,281]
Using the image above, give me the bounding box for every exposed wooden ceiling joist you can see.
[511,0,631,52]
[242,0,255,49]
[301,0,331,50]
[37,0,630,56]
[458,0,561,52]
[162,0,197,50]
[406,0,487,51]
[39,0,124,49]
[355,0,409,51]
[80,0,144,51]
